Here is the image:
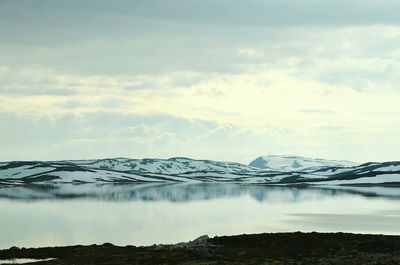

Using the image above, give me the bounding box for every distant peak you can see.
[249,155,356,170]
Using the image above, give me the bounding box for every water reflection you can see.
[1,184,400,249]
[1,183,400,202]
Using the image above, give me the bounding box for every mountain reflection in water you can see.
[1,183,400,249]
[0,183,400,202]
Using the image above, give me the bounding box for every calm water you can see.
[1,184,400,249]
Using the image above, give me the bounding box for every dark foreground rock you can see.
[1,232,400,264]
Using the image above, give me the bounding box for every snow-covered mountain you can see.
[0,156,399,186]
[249,155,357,171]
[69,157,259,174]
[0,158,263,185]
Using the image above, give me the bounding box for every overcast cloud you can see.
[0,0,399,163]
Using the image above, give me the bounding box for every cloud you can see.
[0,107,399,163]
[2,1,400,35]
[238,48,264,59]
[0,111,246,161]
[110,124,172,139]
[298,109,335,115]
[1,1,400,162]
[1,0,400,76]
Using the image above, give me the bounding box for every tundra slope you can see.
[2,232,400,265]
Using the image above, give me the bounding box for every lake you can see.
[1,183,400,249]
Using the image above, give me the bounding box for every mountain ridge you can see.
[0,155,399,186]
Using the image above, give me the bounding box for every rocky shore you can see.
[1,232,400,264]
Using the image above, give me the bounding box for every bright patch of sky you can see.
[0,0,399,163]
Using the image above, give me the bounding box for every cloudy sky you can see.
[1,0,399,163]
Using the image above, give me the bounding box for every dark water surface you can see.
[1,184,400,249]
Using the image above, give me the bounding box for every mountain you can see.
[249,155,357,171]
[0,157,262,185]
[0,156,399,187]
[69,157,259,174]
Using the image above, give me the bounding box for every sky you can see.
[0,0,399,163]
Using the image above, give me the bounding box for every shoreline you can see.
[1,232,400,264]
